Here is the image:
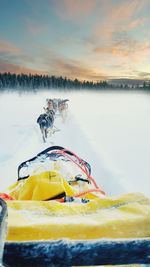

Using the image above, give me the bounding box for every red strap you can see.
[0,193,14,200]
[52,149,106,196]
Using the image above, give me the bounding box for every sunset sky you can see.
[0,0,150,81]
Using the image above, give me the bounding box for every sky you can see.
[0,0,150,81]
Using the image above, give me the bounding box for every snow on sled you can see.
[0,146,150,267]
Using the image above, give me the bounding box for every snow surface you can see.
[0,90,150,197]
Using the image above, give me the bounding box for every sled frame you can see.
[17,146,91,180]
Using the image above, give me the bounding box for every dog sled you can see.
[0,146,150,267]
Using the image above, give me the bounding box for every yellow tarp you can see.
[7,192,150,241]
[7,170,75,200]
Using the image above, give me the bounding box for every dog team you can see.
[37,98,69,142]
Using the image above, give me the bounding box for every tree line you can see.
[0,73,109,90]
[0,73,149,90]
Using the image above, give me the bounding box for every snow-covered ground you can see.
[0,89,150,197]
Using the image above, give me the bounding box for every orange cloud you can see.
[50,57,107,81]
[0,60,47,75]
[53,0,96,21]
[0,40,20,54]
[93,38,150,63]
[126,18,146,30]
[94,0,148,41]
[109,0,146,22]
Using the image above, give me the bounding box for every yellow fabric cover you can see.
[7,192,150,241]
[7,171,75,200]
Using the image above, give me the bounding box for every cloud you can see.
[0,40,20,55]
[0,39,46,73]
[133,70,150,78]
[108,0,146,22]
[0,53,109,81]
[25,18,47,36]
[94,0,148,41]
[0,59,47,75]
[93,37,150,63]
[127,18,146,30]
[87,0,149,76]
[53,0,96,21]
[47,56,108,81]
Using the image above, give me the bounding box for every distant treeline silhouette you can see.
[0,73,109,90]
[0,72,149,90]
